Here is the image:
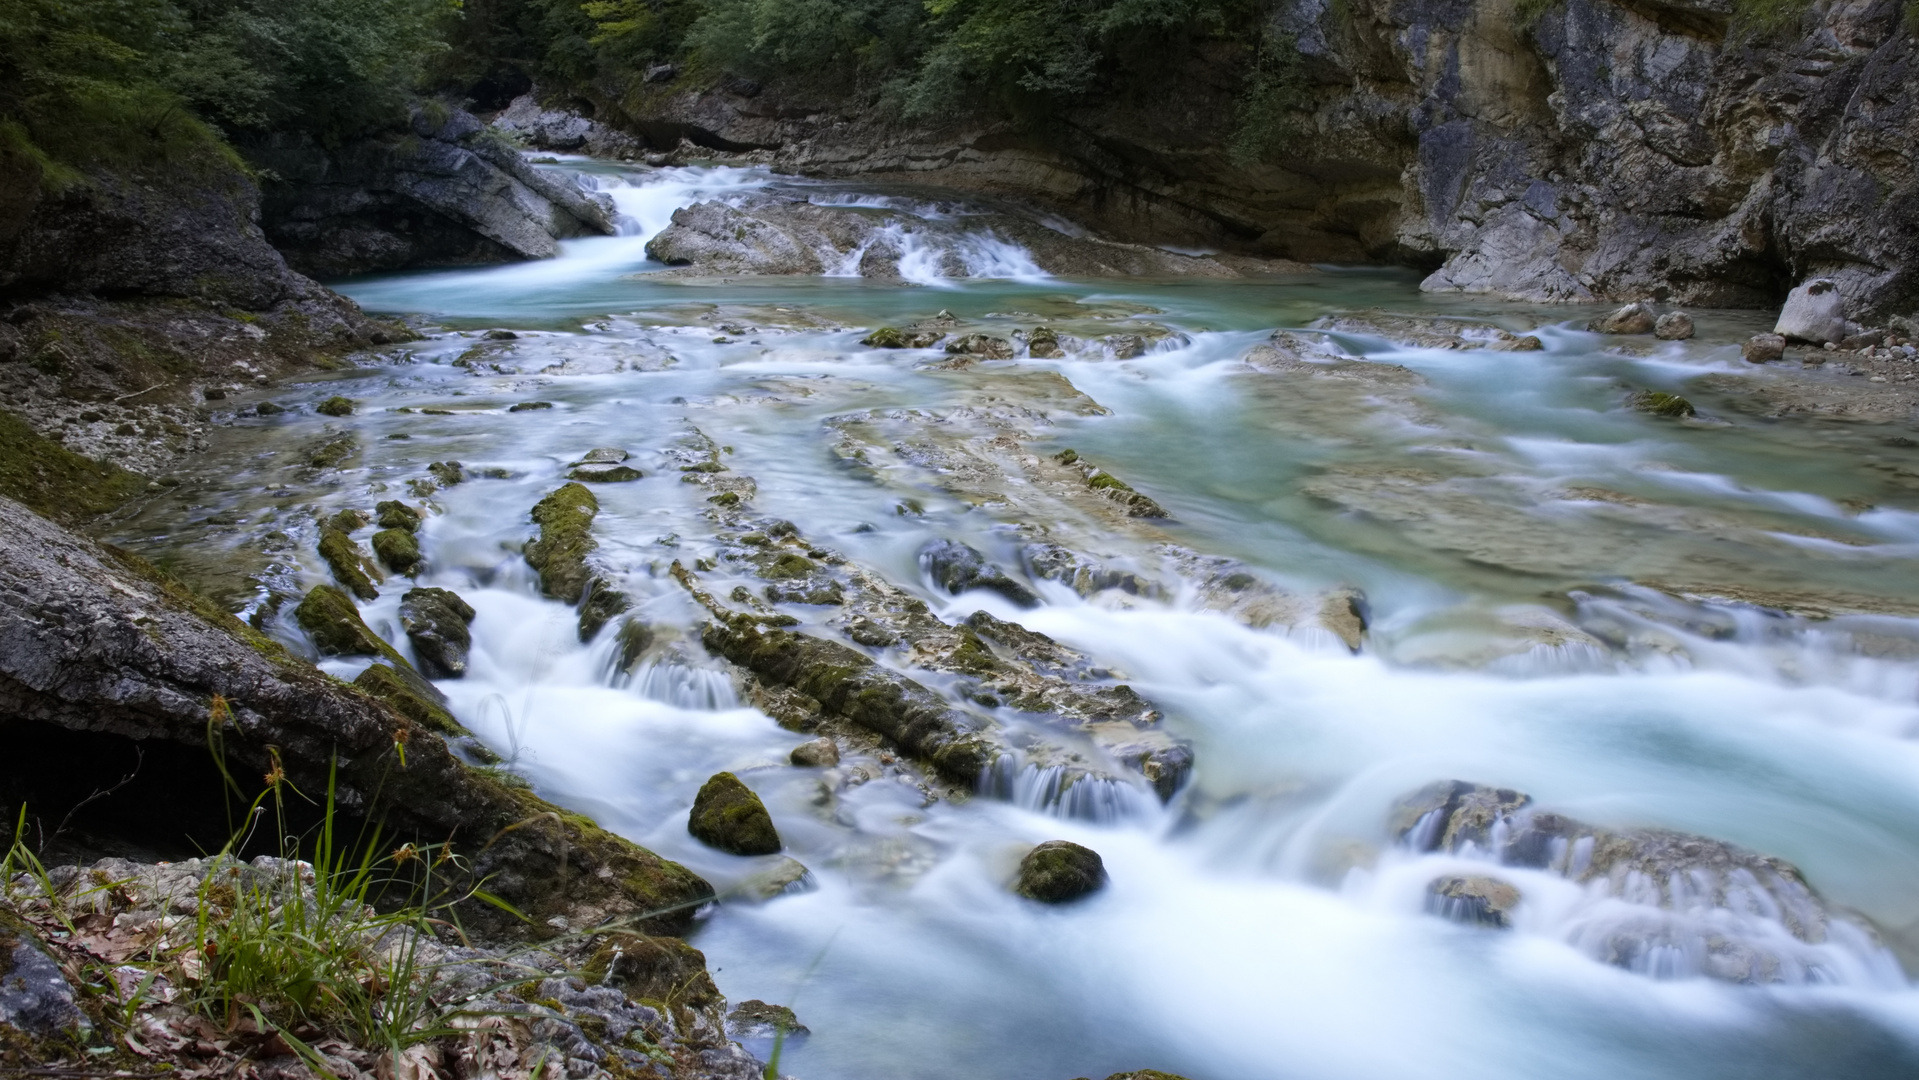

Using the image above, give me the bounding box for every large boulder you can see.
[0,495,712,934]
[1775,279,1853,344]
[256,105,617,278]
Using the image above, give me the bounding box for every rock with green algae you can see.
[861,326,908,348]
[0,495,714,937]
[1077,1072,1194,1080]
[525,482,601,603]
[570,463,644,482]
[329,507,370,532]
[427,460,463,486]
[946,333,1016,359]
[353,662,465,735]
[306,433,357,469]
[726,999,808,1038]
[294,585,408,664]
[0,409,149,524]
[400,587,475,678]
[1015,840,1106,902]
[371,526,421,575]
[316,395,355,416]
[375,499,422,531]
[577,578,631,641]
[688,771,781,855]
[1026,326,1063,358]
[316,526,380,599]
[585,933,722,1007]
[1631,390,1696,418]
[698,616,1008,786]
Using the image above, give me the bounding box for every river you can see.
[115,158,1919,1079]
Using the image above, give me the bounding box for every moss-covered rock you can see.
[354,661,465,735]
[688,771,781,855]
[316,395,355,416]
[1015,840,1106,903]
[861,327,908,348]
[585,933,721,1008]
[614,617,655,673]
[316,526,380,599]
[577,578,631,642]
[509,400,554,412]
[307,434,358,469]
[371,527,421,575]
[946,334,1015,359]
[699,616,1007,785]
[0,409,149,524]
[1630,390,1696,418]
[427,461,463,486]
[569,464,644,482]
[293,584,407,664]
[400,587,475,679]
[329,507,370,532]
[375,499,422,532]
[1027,326,1063,358]
[525,482,599,604]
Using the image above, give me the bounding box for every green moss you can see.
[0,408,150,522]
[307,434,358,469]
[102,543,291,662]
[354,662,464,735]
[376,500,422,531]
[1053,449,1079,465]
[687,772,781,855]
[294,584,407,664]
[762,552,819,579]
[1631,390,1696,418]
[708,491,741,507]
[316,395,355,416]
[317,527,381,599]
[371,527,422,575]
[578,577,631,642]
[1086,472,1134,492]
[861,327,908,348]
[329,508,370,532]
[525,482,600,604]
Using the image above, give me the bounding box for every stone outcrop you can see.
[687,772,782,855]
[256,104,617,279]
[1392,780,1900,983]
[555,0,1919,319]
[0,495,713,935]
[1015,840,1107,903]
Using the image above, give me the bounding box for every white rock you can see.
[1774,278,1853,344]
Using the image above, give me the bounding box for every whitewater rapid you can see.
[122,158,1919,1079]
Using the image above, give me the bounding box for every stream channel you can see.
[117,158,1919,1079]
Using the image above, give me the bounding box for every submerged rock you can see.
[688,772,782,855]
[1775,279,1851,344]
[1426,874,1521,929]
[946,334,1016,359]
[736,857,814,902]
[1742,333,1787,363]
[919,539,1040,607]
[1629,390,1696,418]
[1026,327,1064,358]
[399,586,476,678]
[427,460,464,486]
[1587,302,1655,335]
[1654,312,1695,340]
[1016,840,1106,903]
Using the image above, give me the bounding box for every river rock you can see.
[1629,390,1695,418]
[0,918,87,1037]
[789,737,839,767]
[295,584,405,664]
[1653,312,1695,340]
[1105,334,1147,359]
[946,334,1017,359]
[526,482,601,604]
[399,587,476,678]
[1743,333,1787,363]
[1391,780,1885,983]
[317,395,355,416]
[317,526,380,600]
[376,499,423,532]
[1026,327,1064,358]
[737,857,814,901]
[1587,302,1655,334]
[1015,840,1106,903]
[1426,874,1521,929]
[919,539,1040,607]
[726,1000,808,1039]
[688,771,782,855]
[371,526,421,575]
[1775,279,1852,344]
[352,662,462,735]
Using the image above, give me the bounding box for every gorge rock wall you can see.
[563,0,1918,318]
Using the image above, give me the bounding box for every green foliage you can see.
[681,0,925,92]
[0,0,459,183]
[1227,33,1309,167]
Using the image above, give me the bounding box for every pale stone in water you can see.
[1654,311,1695,340]
[1775,278,1851,344]
[1587,302,1655,334]
[1743,333,1786,363]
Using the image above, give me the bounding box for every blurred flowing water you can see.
[117,160,1919,1079]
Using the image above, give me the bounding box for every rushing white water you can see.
[124,157,1919,1079]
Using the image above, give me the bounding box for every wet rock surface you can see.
[400,586,477,678]
[1393,781,1894,983]
[1016,841,1107,903]
[687,772,782,856]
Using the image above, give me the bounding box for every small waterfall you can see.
[627,660,740,710]
[978,757,1157,823]
[892,225,1048,286]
